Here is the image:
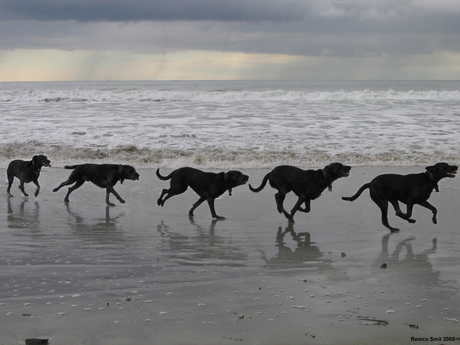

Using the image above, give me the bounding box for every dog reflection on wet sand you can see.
[157,219,247,263]
[259,225,333,271]
[373,233,440,287]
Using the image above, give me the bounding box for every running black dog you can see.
[342,162,457,232]
[249,163,351,223]
[7,155,51,197]
[53,164,140,206]
[156,167,249,220]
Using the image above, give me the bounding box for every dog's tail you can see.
[64,165,79,170]
[342,183,371,202]
[249,173,270,193]
[156,168,173,181]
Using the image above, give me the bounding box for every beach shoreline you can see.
[0,166,459,344]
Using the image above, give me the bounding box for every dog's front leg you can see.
[105,189,115,206]
[106,186,124,206]
[289,196,306,222]
[189,196,205,217]
[418,201,438,224]
[206,198,225,220]
[297,199,311,213]
[33,180,41,197]
[392,200,416,224]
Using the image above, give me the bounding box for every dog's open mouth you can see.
[446,170,457,178]
[341,168,351,177]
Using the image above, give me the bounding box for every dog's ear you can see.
[217,172,226,181]
[31,155,40,166]
[425,165,436,173]
[323,164,336,177]
[118,165,125,183]
[224,172,233,182]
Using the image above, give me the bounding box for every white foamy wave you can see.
[0,143,457,169]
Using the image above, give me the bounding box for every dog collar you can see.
[425,171,439,192]
[322,169,333,191]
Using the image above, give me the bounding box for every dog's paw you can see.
[408,219,416,224]
[120,199,125,204]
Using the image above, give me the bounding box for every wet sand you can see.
[0,166,459,345]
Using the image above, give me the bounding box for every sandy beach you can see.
[0,166,459,345]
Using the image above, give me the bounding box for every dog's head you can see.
[323,162,351,181]
[224,170,249,196]
[32,155,51,168]
[426,163,457,180]
[119,165,140,184]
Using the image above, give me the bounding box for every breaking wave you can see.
[0,142,456,169]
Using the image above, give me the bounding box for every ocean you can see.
[1,80,459,169]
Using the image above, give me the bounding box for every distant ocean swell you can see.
[2,89,460,103]
[0,142,457,169]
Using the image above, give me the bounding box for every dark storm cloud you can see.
[0,0,304,22]
[1,0,460,61]
[2,0,460,36]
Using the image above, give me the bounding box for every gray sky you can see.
[1,0,460,81]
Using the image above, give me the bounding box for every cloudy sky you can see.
[1,0,460,81]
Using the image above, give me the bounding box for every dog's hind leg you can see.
[372,196,399,232]
[63,180,85,203]
[418,201,438,224]
[53,177,77,193]
[7,175,14,197]
[275,191,293,222]
[189,196,205,217]
[157,187,186,207]
[157,189,169,206]
[275,191,288,214]
[157,181,188,207]
[18,181,29,197]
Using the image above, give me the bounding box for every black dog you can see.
[156,167,249,220]
[7,155,51,197]
[342,163,457,232]
[249,163,351,223]
[53,164,140,206]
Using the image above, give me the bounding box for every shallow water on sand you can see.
[0,167,459,344]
